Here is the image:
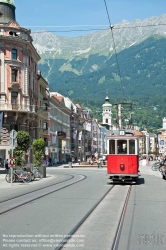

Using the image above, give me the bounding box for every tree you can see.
[16,131,31,151]
[14,131,31,167]
[32,138,46,166]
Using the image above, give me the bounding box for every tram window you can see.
[129,140,135,154]
[117,140,127,154]
[109,140,115,154]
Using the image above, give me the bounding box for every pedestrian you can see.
[5,159,9,173]
[46,159,49,167]
[102,155,106,165]
[97,158,102,168]
[49,157,52,166]
[90,157,93,165]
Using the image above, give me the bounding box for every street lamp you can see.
[63,146,66,163]
[78,146,81,164]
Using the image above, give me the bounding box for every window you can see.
[11,49,17,60]
[12,68,18,82]
[43,122,48,130]
[109,140,115,154]
[9,31,18,37]
[129,140,135,154]
[117,140,127,154]
[11,92,18,104]
[43,103,47,110]
[106,119,108,123]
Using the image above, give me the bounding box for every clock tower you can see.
[0,0,16,24]
[102,96,112,127]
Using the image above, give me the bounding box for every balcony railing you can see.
[0,103,38,113]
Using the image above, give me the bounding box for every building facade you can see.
[0,0,41,160]
[48,93,70,164]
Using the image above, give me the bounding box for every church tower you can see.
[102,96,112,127]
[0,0,16,24]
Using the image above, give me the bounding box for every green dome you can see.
[102,96,112,108]
[0,0,15,6]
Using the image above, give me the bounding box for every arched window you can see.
[106,119,108,123]
[11,49,17,60]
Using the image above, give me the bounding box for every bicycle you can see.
[5,169,31,183]
[151,161,163,172]
[30,166,43,180]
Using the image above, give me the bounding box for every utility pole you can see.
[115,102,134,130]
[118,104,122,129]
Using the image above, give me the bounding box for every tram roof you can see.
[107,129,139,138]
[107,135,139,139]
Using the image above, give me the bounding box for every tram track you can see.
[56,184,132,250]
[111,185,132,250]
[0,172,75,204]
[0,173,85,215]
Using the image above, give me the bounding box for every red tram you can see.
[107,130,140,182]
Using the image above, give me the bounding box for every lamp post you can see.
[63,146,66,163]
[78,146,81,164]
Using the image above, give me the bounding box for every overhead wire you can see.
[103,0,125,98]
[30,23,166,34]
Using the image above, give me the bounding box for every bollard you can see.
[68,162,72,168]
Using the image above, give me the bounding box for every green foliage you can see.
[32,138,46,166]
[13,131,31,167]
[16,131,31,151]
[13,149,25,167]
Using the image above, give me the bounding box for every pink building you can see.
[0,0,40,160]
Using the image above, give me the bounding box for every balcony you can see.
[0,103,38,114]
[12,104,19,110]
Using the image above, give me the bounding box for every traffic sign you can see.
[9,158,15,168]
[9,138,17,147]
[10,130,17,139]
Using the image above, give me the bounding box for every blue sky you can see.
[15,0,166,36]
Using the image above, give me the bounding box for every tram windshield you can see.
[117,140,127,154]
[109,139,136,154]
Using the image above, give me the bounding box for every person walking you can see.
[48,157,52,166]
[5,159,9,173]
[97,158,102,168]
[102,155,106,165]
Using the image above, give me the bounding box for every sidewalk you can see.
[139,160,162,179]
[0,163,78,190]
[0,167,57,191]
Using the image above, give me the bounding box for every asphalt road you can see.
[0,163,165,250]
[0,168,109,250]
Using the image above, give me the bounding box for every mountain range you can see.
[31,14,166,105]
